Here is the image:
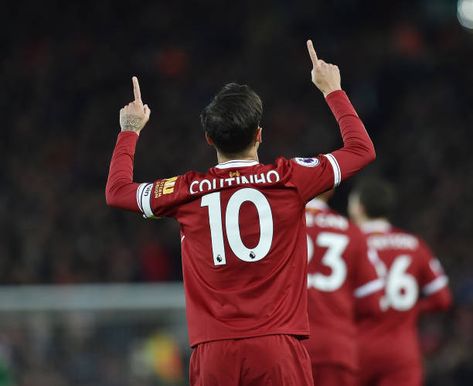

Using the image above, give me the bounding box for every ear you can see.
[256,127,262,144]
[348,193,364,221]
[205,132,214,145]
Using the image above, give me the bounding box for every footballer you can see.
[106,40,376,385]
[304,190,384,386]
[349,178,452,386]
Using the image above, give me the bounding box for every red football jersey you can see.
[138,157,343,347]
[105,90,376,347]
[358,220,452,374]
[303,199,383,371]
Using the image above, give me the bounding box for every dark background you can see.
[1,0,472,384]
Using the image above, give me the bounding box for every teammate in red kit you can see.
[304,190,384,386]
[348,178,452,386]
[105,40,376,386]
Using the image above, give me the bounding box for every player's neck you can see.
[359,218,391,232]
[362,217,390,224]
[216,149,259,164]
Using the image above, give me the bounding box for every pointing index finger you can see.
[132,76,142,102]
[306,40,319,66]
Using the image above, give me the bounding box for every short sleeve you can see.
[350,228,384,298]
[417,241,449,296]
[136,174,190,218]
[286,153,341,202]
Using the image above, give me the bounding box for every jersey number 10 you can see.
[201,188,274,266]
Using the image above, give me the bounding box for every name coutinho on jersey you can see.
[189,171,280,195]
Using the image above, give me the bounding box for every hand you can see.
[306,40,342,97]
[119,76,151,134]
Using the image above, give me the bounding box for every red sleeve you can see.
[418,287,452,313]
[105,131,189,218]
[105,131,141,212]
[350,228,384,318]
[327,90,376,182]
[417,241,452,313]
[288,90,376,202]
[139,174,190,218]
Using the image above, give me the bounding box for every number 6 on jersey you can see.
[201,188,274,265]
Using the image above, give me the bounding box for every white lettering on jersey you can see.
[368,234,419,251]
[253,173,266,184]
[240,175,250,184]
[305,212,349,231]
[189,171,281,195]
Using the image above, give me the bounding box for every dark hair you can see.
[353,177,396,219]
[200,83,263,155]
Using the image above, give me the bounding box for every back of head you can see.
[352,177,396,219]
[201,83,263,155]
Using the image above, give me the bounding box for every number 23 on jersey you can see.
[307,232,349,291]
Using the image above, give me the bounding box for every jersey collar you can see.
[306,198,329,211]
[215,160,260,169]
[360,219,391,233]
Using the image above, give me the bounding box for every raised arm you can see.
[307,40,376,185]
[105,77,151,211]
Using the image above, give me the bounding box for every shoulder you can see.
[391,226,426,250]
[273,156,329,184]
[157,171,199,187]
[404,231,434,258]
[346,220,365,240]
[275,156,326,169]
[248,157,296,183]
[306,207,351,232]
[343,218,368,253]
[153,170,204,198]
[368,226,425,253]
[326,208,351,232]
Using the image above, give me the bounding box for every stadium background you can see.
[1,0,472,385]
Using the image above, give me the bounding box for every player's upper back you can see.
[306,200,361,296]
[305,200,382,323]
[177,160,307,281]
[360,220,447,324]
[139,155,340,345]
[141,156,340,264]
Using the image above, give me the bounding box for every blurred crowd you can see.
[1,0,472,384]
[0,311,189,386]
